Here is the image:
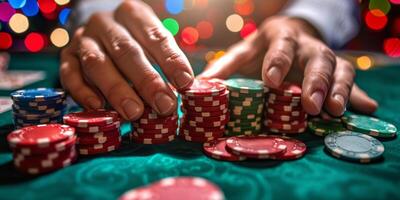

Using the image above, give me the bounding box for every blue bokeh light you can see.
[8,0,26,9]
[165,0,184,15]
[21,0,39,17]
[59,8,71,25]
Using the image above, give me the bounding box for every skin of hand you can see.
[198,16,378,116]
[60,0,195,120]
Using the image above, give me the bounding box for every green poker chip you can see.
[308,118,346,136]
[224,78,266,94]
[324,131,385,163]
[341,114,397,138]
[229,99,263,107]
[229,94,264,102]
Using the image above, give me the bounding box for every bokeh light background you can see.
[0,0,399,68]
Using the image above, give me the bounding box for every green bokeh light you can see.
[162,18,179,36]
[369,0,391,14]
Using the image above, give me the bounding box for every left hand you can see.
[198,16,378,116]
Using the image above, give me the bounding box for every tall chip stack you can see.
[10,88,67,128]
[263,82,308,134]
[130,105,178,144]
[179,79,229,142]
[7,124,77,175]
[63,110,121,155]
[224,78,265,136]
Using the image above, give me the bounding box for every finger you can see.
[323,57,355,116]
[301,46,336,115]
[77,36,144,120]
[114,1,194,90]
[85,13,177,116]
[198,32,261,79]
[349,84,378,114]
[60,29,104,110]
[261,31,297,87]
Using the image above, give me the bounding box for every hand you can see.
[60,1,194,120]
[198,16,378,116]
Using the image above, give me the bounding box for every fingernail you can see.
[267,66,281,86]
[154,92,175,115]
[174,71,193,89]
[310,91,324,110]
[86,97,102,110]
[121,99,141,120]
[334,94,346,115]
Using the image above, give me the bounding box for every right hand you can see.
[60,1,194,120]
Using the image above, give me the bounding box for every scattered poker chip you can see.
[180,79,227,97]
[13,136,77,156]
[268,135,307,160]
[75,121,121,133]
[63,109,120,128]
[78,137,121,155]
[118,177,225,200]
[225,135,287,159]
[341,114,397,138]
[7,124,75,148]
[131,134,175,144]
[269,82,301,97]
[224,78,266,94]
[324,131,385,163]
[308,118,346,136]
[203,138,247,161]
[11,88,65,102]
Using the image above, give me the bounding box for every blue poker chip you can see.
[12,103,66,115]
[13,115,63,125]
[14,98,66,108]
[12,109,66,120]
[11,88,65,102]
[324,131,385,163]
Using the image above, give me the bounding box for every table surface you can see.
[0,53,399,200]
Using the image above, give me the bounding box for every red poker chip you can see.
[75,121,121,133]
[178,134,216,143]
[266,98,301,107]
[266,113,308,122]
[78,137,121,155]
[266,103,303,112]
[135,115,178,125]
[181,107,228,118]
[13,146,74,168]
[266,108,307,116]
[180,79,227,97]
[132,120,178,130]
[63,109,120,128]
[135,126,177,134]
[77,132,121,145]
[269,82,302,97]
[13,135,77,156]
[225,135,287,159]
[267,135,307,160]
[182,103,228,113]
[180,121,225,133]
[203,138,247,161]
[119,177,224,200]
[184,113,229,123]
[181,89,229,102]
[182,116,229,128]
[8,124,75,148]
[131,131,176,140]
[179,127,224,138]
[140,106,178,120]
[264,120,308,131]
[182,97,228,107]
[131,134,175,144]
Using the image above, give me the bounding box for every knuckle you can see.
[87,12,103,26]
[80,50,105,73]
[269,50,292,67]
[146,26,171,44]
[136,71,161,93]
[110,36,142,59]
[117,0,151,17]
[104,81,127,101]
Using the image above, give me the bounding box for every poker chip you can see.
[78,131,121,145]
[341,114,397,138]
[180,79,227,97]
[13,146,74,168]
[267,108,306,116]
[63,109,120,127]
[266,103,303,112]
[14,136,77,156]
[224,78,266,94]
[78,137,122,155]
[203,138,247,161]
[181,90,229,102]
[74,121,121,133]
[118,177,225,200]
[179,134,216,143]
[180,128,224,138]
[183,97,228,107]
[263,120,307,131]
[267,136,307,160]
[269,82,302,97]
[266,113,308,122]
[131,131,176,140]
[267,127,306,135]
[324,131,385,163]
[11,88,65,102]
[225,135,287,159]
[308,118,346,136]
[131,134,175,144]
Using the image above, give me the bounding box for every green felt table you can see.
[0,53,399,200]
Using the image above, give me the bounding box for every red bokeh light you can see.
[181,27,199,45]
[234,0,254,16]
[38,0,57,14]
[0,32,13,49]
[383,38,400,57]
[365,9,388,31]
[196,21,214,39]
[25,32,45,52]
[391,17,400,36]
[240,21,257,38]
[390,0,400,4]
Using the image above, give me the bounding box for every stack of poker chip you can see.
[263,82,308,134]
[224,78,265,136]
[10,88,67,128]
[7,124,77,175]
[63,110,121,155]
[179,79,229,143]
[130,105,178,144]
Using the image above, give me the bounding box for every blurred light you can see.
[181,27,199,45]
[38,0,57,14]
[55,0,70,6]
[234,0,254,16]
[391,17,400,35]
[59,8,71,25]
[162,18,180,36]
[196,21,213,39]
[214,50,225,60]
[0,2,16,22]
[365,9,387,31]
[369,0,391,15]
[390,0,400,4]
[25,32,45,52]
[356,56,373,70]
[50,28,69,47]
[205,51,215,62]
[194,0,208,8]
[9,13,29,34]
[0,32,13,49]
[383,38,400,57]
[8,0,27,9]
[165,0,184,15]
[21,0,39,17]
[226,14,244,32]
[240,21,257,38]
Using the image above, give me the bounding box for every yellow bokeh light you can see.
[205,51,215,62]
[226,14,244,32]
[50,28,70,48]
[214,50,226,60]
[357,56,373,70]
[9,13,29,34]
[55,0,70,5]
